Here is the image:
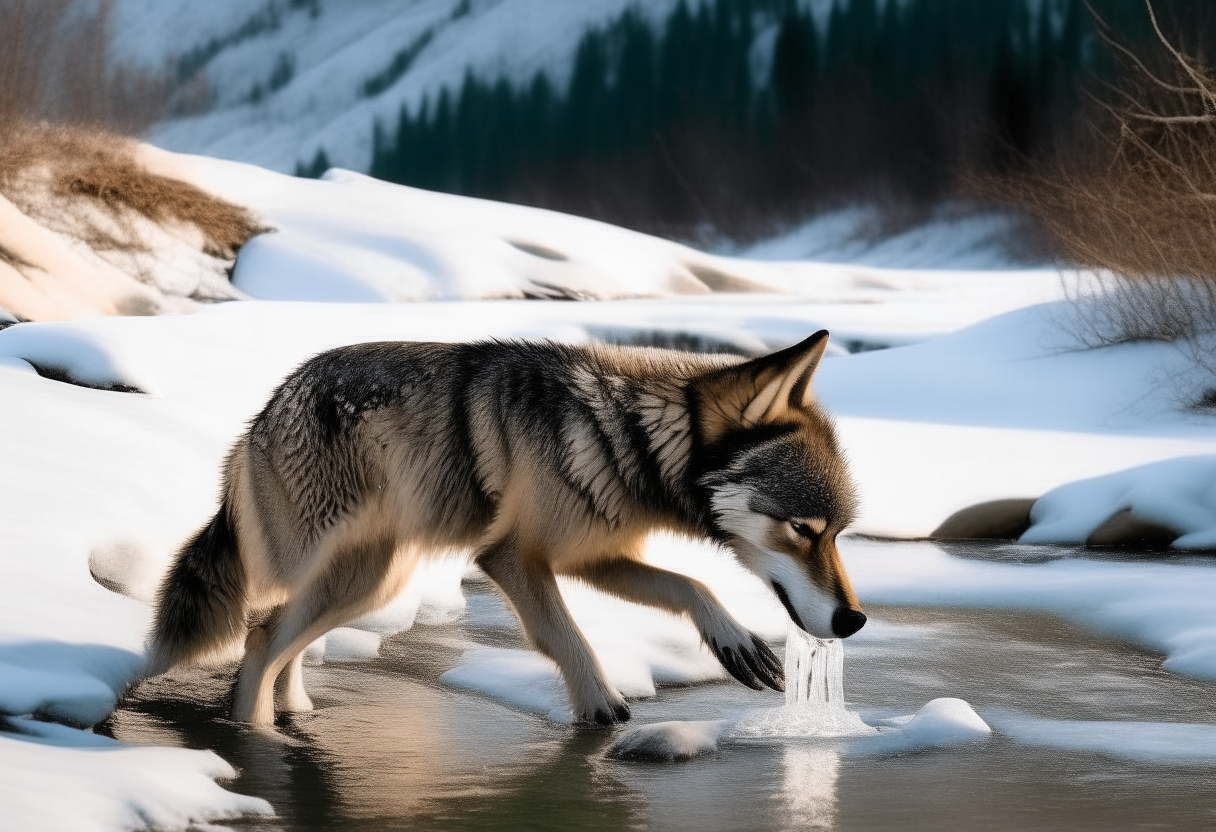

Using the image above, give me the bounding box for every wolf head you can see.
[694,330,864,639]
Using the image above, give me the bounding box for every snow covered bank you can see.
[0,719,272,832]
[138,150,1072,334]
[986,711,1216,764]
[1023,457,1216,550]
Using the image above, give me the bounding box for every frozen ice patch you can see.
[988,711,1216,763]
[849,698,991,756]
[440,648,574,723]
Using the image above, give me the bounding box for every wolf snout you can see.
[831,608,867,638]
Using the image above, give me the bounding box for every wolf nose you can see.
[831,608,867,638]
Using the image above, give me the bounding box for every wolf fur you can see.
[146,330,864,725]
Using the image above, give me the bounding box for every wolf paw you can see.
[706,631,784,693]
[574,690,631,726]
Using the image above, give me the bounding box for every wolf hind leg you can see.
[568,558,784,692]
[476,534,629,725]
[231,530,409,725]
[275,652,312,713]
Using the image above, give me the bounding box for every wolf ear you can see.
[695,331,829,442]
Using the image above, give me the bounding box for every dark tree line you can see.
[307,0,1216,240]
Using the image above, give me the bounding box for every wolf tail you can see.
[145,499,247,676]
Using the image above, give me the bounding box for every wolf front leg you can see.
[568,558,784,692]
[475,535,630,725]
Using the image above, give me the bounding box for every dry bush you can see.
[0,124,264,259]
[1006,1,1216,350]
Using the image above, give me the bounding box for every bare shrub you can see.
[0,124,265,258]
[0,0,172,135]
[1005,1,1216,350]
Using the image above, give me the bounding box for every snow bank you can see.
[849,698,991,756]
[0,324,159,394]
[141,149,1072,338]
[987,711,1216,764]
[0,719,273,832]
[1022,456,1216,549]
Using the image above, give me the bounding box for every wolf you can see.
[145,330,864,725]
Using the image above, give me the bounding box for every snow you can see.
[0,719,273,832]
[609,720,727,761]
[729,207,1039,271]
[321,628,382,662]
[986,711,1216,764]
[5,147,1216,825]
[1023,456,1216,549]
[440,648,574,723]
[850,698,991,756]
[0,324,159,394]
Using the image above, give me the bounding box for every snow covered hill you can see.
[112,0,696,174]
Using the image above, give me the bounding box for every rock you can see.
[1086,508,1180,548]
[930,498,1037,540]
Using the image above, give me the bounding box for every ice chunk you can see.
[987,711,1216,763]
[850,698,990,755]
[608,720,726,762]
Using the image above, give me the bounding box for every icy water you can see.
[105,541,1216,831]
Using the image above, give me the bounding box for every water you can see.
[102,541,1216,831]
[728,626,876,741]
[784,626,844,706]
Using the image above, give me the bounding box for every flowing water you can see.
[785,627,844,707]
[727,627,876,740]
[102,541,1216,831]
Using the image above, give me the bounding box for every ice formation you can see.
[728,626,876,740]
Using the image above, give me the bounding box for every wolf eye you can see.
[790,521,818,539]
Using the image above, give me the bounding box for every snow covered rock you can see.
[608,720,726,762]
[850,698,991,755]
[1021,456,1216,550]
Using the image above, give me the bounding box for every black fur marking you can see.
[771,581,806,632]
[750,634,785,692]
[149,500,246,671]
